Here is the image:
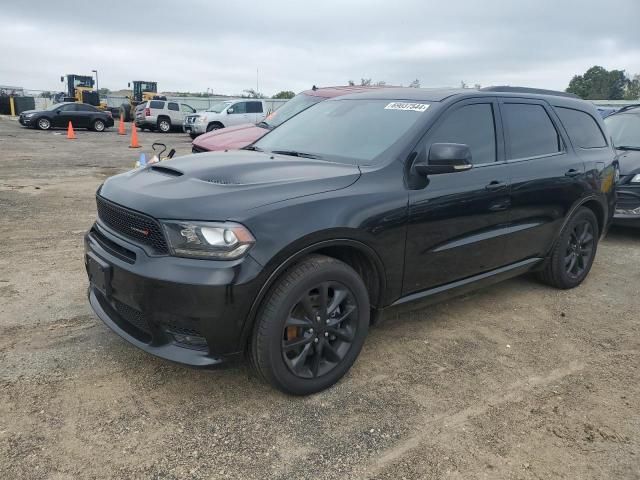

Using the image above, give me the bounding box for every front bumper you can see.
[183,122,206,135]
[84,222,264,366]
[613,184,640,226]
[19,115,33,126]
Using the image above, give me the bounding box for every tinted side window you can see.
[429,103,496,165]
[78,104,97,112]
[556,107,607,148]
[247,101,263,113]
[230,102,247,114]
[149,100,165,109]
[168,102,179,111]
[503,103,561,159]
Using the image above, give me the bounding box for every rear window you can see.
[149,100,165,109]
[556,107,607,148]
[503,103,562,159]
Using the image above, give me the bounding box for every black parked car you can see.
[85,87,616,395]
[604,104,640,226]
[19,102,114,132]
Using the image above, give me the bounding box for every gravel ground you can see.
[0,116,639,479]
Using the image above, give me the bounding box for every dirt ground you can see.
[0,115,639,480]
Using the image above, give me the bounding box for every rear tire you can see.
[157,117,171,133]
[251,255,370,395]
[538,207,599,289]
[119,104,131,122]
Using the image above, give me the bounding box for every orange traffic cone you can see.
[118,114,126,135]
[67,121,76,139]
[129,123,141,148]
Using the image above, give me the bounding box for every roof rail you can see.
[480,86,580,99]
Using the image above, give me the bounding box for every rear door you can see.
[167,102,181,124]
[246,101,264,123]
[75,104,97,128]
[499,99,587,263]
[403,98,513,294]
[226,101,252,126]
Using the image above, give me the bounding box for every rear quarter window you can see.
[556,107,607,148]
[149,100,165,109]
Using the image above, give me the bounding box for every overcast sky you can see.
[2,0,639,96]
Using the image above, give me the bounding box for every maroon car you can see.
[191,86,379,153]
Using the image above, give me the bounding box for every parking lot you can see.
[0,116,639,479]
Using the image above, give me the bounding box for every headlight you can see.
[196,116,207,123]
[161,221,255,260]
[631,174,640,183]
[24,112,35,117]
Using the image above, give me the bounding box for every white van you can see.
[183,99,286,138]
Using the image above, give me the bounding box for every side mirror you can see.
[415,143,473,175]
[226,108,234,114]
[127,82,131,88]
[60,76,64,83]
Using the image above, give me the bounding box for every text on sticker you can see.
[384,102,429,112]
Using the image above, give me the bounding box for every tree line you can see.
[567,66,639,100]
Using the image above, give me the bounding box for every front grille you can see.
[192,144,208,154]
[114,299,152,341]
[96,195,168,254]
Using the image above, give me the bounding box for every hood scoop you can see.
[150,165,183,177]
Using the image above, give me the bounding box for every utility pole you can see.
[92,69,99,92]
[256,68,259,96]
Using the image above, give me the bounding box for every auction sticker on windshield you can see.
[384,102,429,112]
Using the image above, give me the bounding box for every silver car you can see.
[135,100,196,133]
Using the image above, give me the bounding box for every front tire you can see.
[538,207,599,289]
[206,122,222,132]
[37,118,51,130]
[251,255,370,395]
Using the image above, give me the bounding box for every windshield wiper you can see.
[271,150,322,159]
[616,145,640,151]
[243,145,263,152]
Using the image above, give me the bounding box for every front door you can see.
[226,101,252,126]
[403,99,513,295]
[53,104,76,128]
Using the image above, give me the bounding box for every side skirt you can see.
[390,257,543,309]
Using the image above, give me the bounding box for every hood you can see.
[617,149,640,176]
[19,109,39,115]
[99,150,360,221]
[192,123,266,152]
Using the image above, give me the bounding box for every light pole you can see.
[92,69,99,93]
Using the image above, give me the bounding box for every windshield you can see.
[605,113,640,148]
[205,101,232,113]
[261,93,323,128]
[254,99,430,165]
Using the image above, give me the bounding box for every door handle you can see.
[485,181,507,192]
[565,169,581,177]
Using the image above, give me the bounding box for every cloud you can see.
[1,0,639,95]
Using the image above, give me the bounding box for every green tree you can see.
[242,88,265,98]
[40,91,52,99]
[360,78,372,86]
[272,90,295,99]
[624,74,640,100]
[98,87,111,95]
[409,79,420,88]
[567,66,628,100]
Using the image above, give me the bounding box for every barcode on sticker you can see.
[384,102,429,112]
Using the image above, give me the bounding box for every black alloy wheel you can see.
[564,220,594,279]
[281,281,358,379]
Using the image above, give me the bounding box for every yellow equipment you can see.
[119,81,159,121]
[60,74,106,109]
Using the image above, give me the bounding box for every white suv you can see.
[184,99,277,138]
[135,100,196,133]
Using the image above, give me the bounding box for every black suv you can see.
[85,87,616,395]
